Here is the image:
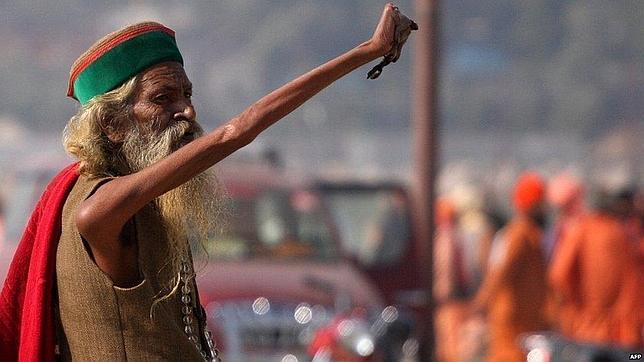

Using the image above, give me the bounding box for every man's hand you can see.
[369,3,400,57]
[367,3,418,79]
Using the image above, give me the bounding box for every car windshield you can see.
[202,189,339,261]
[321,188,411,266]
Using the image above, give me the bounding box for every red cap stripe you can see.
[68,24,175,97]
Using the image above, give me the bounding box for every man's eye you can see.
[185,92,192,99]
[153,94,169,103]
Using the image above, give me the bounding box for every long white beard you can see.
[119,119,227,275]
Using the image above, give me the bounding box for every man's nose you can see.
[174,103,196,122]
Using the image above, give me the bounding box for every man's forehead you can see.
[140,62,191,88]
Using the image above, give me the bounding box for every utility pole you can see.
[413,0,439,360]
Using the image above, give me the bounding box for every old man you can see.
[0,4,416,361]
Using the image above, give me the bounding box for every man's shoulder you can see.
[501,217,542,247]
[63,174,113,212]
[503,217,530,237]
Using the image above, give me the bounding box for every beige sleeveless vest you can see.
[55,176,205,361]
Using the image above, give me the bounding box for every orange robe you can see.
[475,216,548,362]
[549,213,643,348]
[434,226,469,362]
[544,212,585,335]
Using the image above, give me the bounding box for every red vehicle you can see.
[193,162,419,361]
[314,180,429,358]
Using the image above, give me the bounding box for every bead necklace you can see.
[180,258,221,361]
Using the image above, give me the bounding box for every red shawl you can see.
[0,164,79,362]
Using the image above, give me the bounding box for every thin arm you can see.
[77,40,382,245]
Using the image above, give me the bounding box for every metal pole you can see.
[413,0,439,360]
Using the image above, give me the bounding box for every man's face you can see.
[131,61,198,145]
[118,61,206,176]
[117,62,226,263]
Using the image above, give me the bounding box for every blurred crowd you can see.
[433,171,643,361]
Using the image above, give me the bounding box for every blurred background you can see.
[0,1,642,361]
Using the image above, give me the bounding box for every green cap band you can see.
[68,22,183,105]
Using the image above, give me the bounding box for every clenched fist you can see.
[367,3,418,79]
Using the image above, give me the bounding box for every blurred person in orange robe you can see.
[474,172,549,362]
[450,184,496,297]
[549,188,643,349]
[434,197,470,362]
[545,172,586,261]
[635,190,644,280]
[544,172,586,334]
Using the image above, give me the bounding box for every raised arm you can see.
[76,4,412,281]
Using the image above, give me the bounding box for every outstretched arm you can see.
[77,4,412,284]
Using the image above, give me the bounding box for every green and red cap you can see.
[68,22,184,105]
